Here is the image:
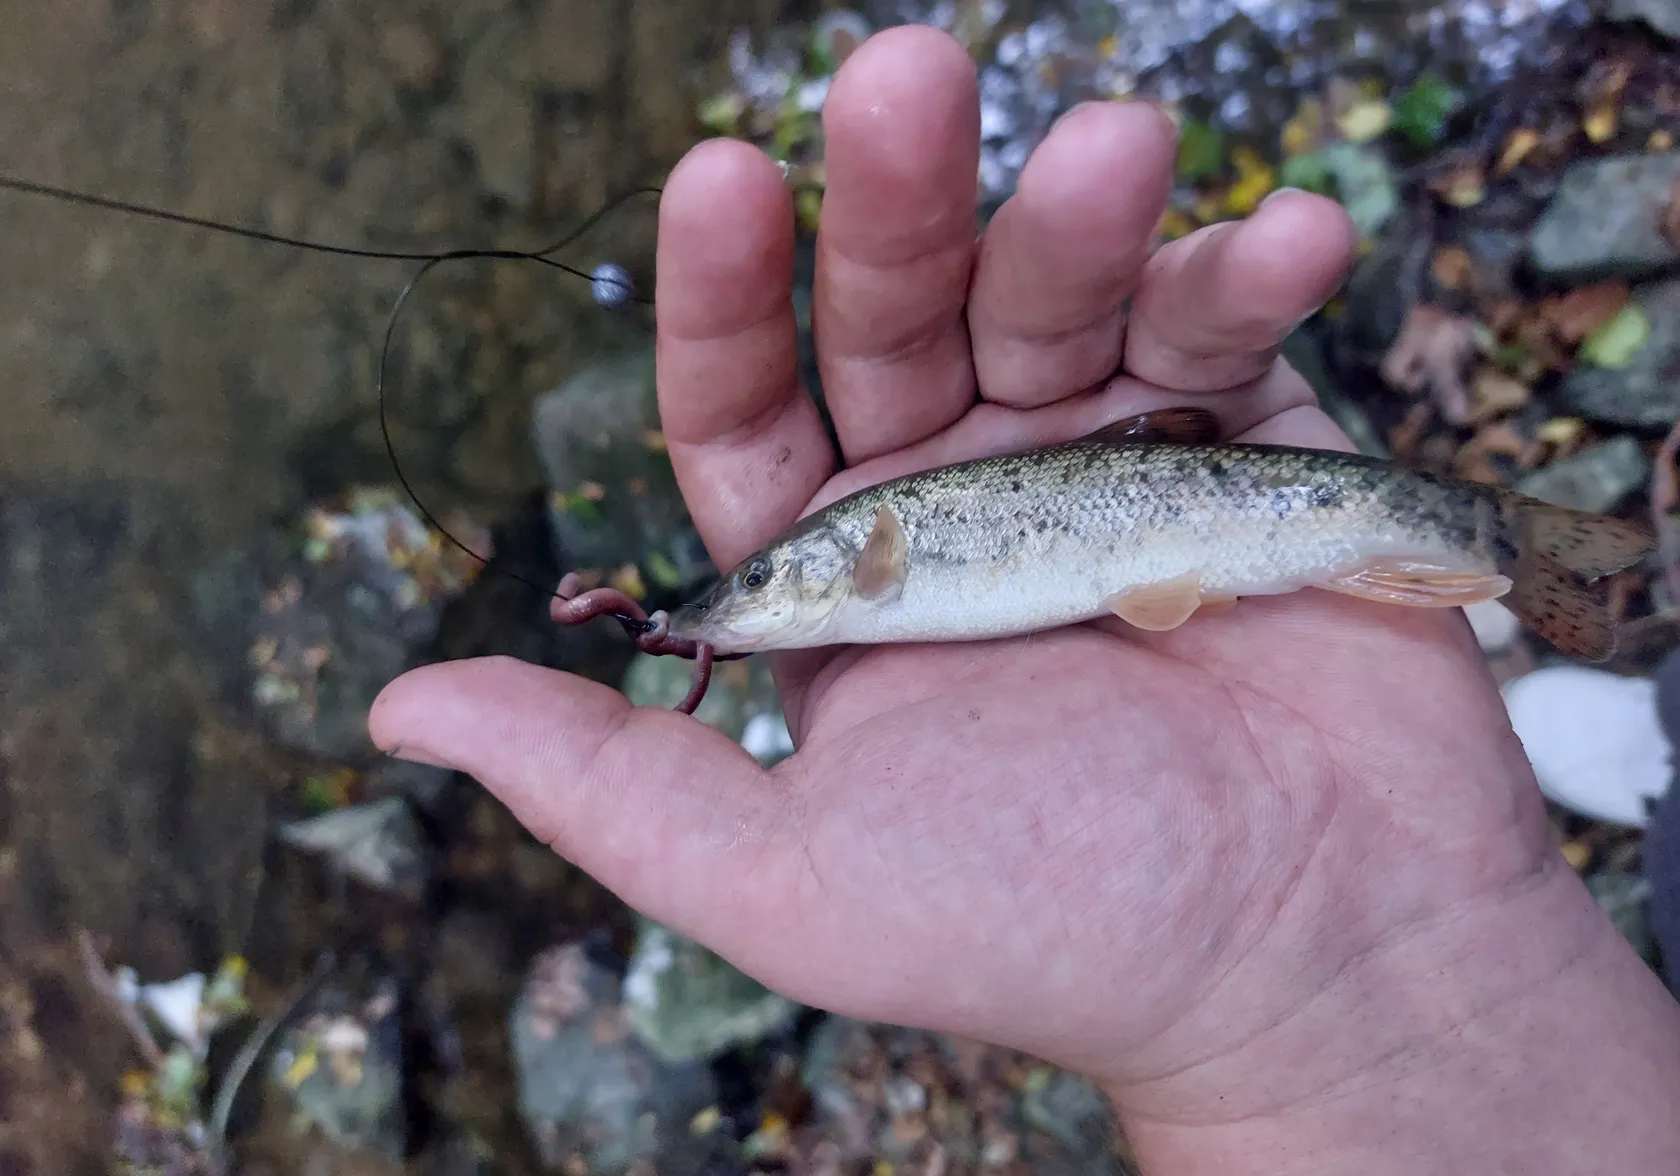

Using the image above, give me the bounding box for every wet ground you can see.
[2,0,1676,1172]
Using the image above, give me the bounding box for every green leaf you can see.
[1580,303,1651,369]
[1176,119,1225,181]
[1391,74,1460,147]
[1277,151,1333,194]
[645,550,682,591]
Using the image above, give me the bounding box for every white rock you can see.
[1501,666,1674,828]
[1464,599,1520,652]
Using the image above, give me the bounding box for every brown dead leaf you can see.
[1380,303,1481,424]
[1431,246,1471,291]
[1539,281,1631,345]
[1388,401,1434,460]
[1469,368,1530,422]
[1496,127,1540,175]
[1652,129,1675,153]
[1486,298,1526,337]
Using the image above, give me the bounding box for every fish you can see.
[658,406,1655,662]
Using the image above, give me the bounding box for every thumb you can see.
[368,656,802,951]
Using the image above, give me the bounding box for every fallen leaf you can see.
[1540,281,1631,345]
[1429,159,1486,207]
[1380,303,1481,424]
[1579,303,1651,369]
[1176,118,1225,181]
[1651,129,1675,153]
[1496,127,1540,175]
[1223,146,1276,215]
[1561,841,1592,872]
[1470,368,1531,421]
[1391,73,1460,146]
[1583,102,1619,144]
[1281,97,1325,157]
[1536,416,1585,450]
[1431,245,1471,290]
[1388,401,1434,459]
[1335,97,1391,143]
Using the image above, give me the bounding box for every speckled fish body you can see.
[663,411,1654,662]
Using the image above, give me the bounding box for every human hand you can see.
[371,25,1680,1169]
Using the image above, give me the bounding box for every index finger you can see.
[655,139,835,570]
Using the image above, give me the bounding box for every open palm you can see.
[371,25,1556,1123]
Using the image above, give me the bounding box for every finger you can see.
[1123,189,1357,392]
[1231,402,1358,451]
[655,138,835,570]
[967,100,1177,407]
[369,658,803,957]
[813,25,981,463]
[801,361,1322,513]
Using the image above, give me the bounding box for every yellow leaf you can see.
[1496,127,1539,175]
[1652,129,1675,152]
[1155,207,1196,241]
[1223,147,1275,215]
[1583,103,1618,144]
[1280,98,1323,157]
[1335,97,1391,144]
[610,563,647,601]
[283,1048,319,1088]
[1536,417,1584,447]
[1561,841,1591,872]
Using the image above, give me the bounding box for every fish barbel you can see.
[662,407,1654,661]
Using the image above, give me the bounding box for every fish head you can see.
[664,526,858,653]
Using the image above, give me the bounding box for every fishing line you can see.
[0,172,663,603]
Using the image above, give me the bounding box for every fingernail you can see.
[1260,186,1304,207]
[381,742,459,772]
[1050,100,1101,131]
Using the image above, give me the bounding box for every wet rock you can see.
[248,488,488,759]
[622,918,797,1065]
[799,1017,1129,1175]
[1502,666,1672,828]
[622,651,791,765]
[1529,154,1680,282]
[269,966,408,1161]
[532,350,714,605]
[1587,868,1658,964]
[1609,0,1680,40]
[1513,435,1649,513]
[1460,227,1528,299]
[1559,278,1680,428]
[510,942,718,1173]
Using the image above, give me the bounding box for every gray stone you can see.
[1529,154,1680,282]
[1461,228,1528,298]
[1514,436,1649,514]
[1609,0,1680,40]
[621,918,797,1064]
[532,349,714,599]
[268,969,408,1162]
[510,942,718,1173]
[1560,279,1680,427]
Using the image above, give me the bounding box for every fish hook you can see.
[550,572,736,714]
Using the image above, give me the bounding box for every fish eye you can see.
[740,558,771,590]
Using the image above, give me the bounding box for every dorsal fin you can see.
[1081,407,1221,446]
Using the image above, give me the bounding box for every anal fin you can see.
[1104,571,1206,631]
[1081,407,1221,447]
[1317,556,1512,608]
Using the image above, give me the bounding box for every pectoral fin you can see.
[1082,407,1221,447]
[1104,572,1206,631]
[851,506,910,601]
[1317,557,1512,607]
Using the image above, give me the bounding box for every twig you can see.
[75,927,165,1070]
